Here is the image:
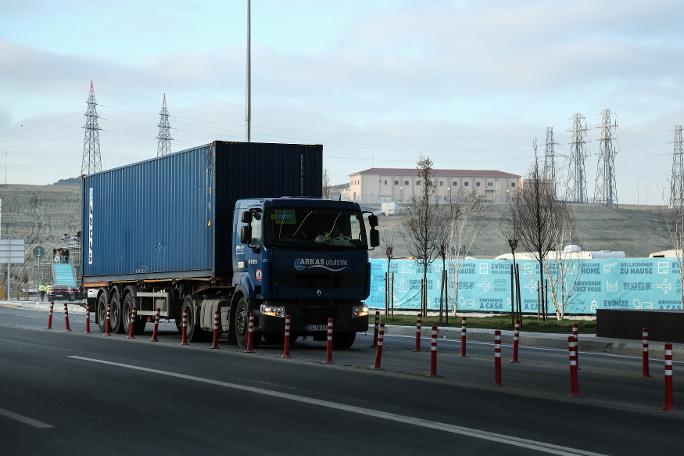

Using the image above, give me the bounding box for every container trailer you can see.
[82,141,379,348]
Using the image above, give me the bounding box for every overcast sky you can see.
[1,0,683,204]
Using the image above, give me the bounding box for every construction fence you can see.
[365,258,683,315]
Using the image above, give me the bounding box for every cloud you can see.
[0,0,682,203]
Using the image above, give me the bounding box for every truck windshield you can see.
[265,208,368,250]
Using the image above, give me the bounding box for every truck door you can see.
[246,210,263,295]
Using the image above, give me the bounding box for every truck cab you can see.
[232,197,379,348]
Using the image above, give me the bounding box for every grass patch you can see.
[379,313,596,334]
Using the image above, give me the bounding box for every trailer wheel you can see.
[96,292,108,332]
[333,332,356,349]
[182,295,203,342]
[123,292,146,335]
[109,291,124,334]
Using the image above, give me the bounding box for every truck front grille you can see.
[274,272,363,289]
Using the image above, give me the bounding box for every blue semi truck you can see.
[82,141,379,348]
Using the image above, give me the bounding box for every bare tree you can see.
[543,205,579,319]
[381,229,397,316]
[403,156,440,316]
[446,189,487,315]
[506,154,568,319]
[322,168,331,199]
[660,200,684,304]
[435,208,451,323]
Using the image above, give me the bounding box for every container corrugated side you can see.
[82,144,215,281]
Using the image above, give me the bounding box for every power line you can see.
[543,126,558,194]
[156,93,173,156]
[565,113,590,203]
[670,125,683,207]
[593,108,618,206]
[81,81,102,175]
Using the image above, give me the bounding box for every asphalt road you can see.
[0,305,682,456]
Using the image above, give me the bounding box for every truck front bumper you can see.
[257,300,369,335]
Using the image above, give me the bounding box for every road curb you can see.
[383,324,681,358]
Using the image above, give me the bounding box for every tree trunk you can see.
[385,258,392,317]
[422,266,428,317]
[538,257,545,321]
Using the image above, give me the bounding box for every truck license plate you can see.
[304,324,328,332]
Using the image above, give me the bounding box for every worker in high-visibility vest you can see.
[38,283,49,302]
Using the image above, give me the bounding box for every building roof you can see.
[350,168,521,178]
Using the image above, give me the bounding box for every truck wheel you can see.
[96,293,108,332]
[109,291,124,334]
[234,296,251,349]
[333,332,356,349]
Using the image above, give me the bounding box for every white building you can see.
[342,168,522,203]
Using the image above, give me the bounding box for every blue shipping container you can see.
[82,141,323,282]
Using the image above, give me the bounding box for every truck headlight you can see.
[260,304,285,318]
[352,305,369,318]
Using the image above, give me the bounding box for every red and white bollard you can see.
[494,330,502,385]
[415,314,422,352]
[372,310,380,347]
[568,336,580,397]
[662,343,674,411]
[63,303,71,332]
[104,305,111,336]
[84,303,90,334]
[282,315,292,358]
[210,310,220,349]
[371,322,385,369]
[642,327,650,377]
[150,307,160,342]
[460,316,467,357]
[127,306,137,339]
[47,301,54,330]
[429,325,438,377]
[324,318,334,364]
[572,323,580,369]
[244,312,254,353]
[510,320,520,363]
[179,307,189,345]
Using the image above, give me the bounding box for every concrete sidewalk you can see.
[0,300,86,313]
[384,323,683,358]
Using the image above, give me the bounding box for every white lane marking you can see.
[0,407,54,429]
[69,355,605,456]
[383,333,684,364]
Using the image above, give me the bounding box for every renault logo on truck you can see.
[294,258,348,272]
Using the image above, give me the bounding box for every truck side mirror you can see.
[368,214,378,227]
[241,211,253,224]
[240,225,252,244]
[370,229,380,248]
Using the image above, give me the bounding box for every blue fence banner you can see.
[366,258,683,315]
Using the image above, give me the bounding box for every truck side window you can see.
[349,214,361,242]
[251,212,262,246]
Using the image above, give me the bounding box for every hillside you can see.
[369,203,671,259]
[0,183,81,295]
[0,182,673,295]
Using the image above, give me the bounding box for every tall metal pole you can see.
[1,198,7,301]
[245,0,251,142]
